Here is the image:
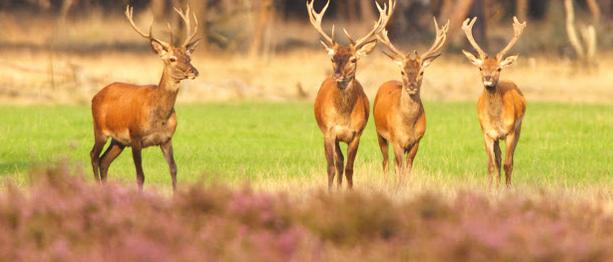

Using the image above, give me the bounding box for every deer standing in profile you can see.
[307,0,394,190]
[90,5,201,191]
[461,17,527,188]
[374,18,449,178]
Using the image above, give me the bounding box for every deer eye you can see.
[479,67,483,71]
[420,72,424,76]
[350,58,357,63]
[401,71,405,76]
[497,68,502,72]
[169,56,177,63]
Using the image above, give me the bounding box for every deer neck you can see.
[400,90,422,119]
[152,67,181,120]
[483,88,504,117]
[334,80,359,114]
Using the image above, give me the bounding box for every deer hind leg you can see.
[131,144,145,190]
[324,135,336,191]
[334,141,345,188]
[90,134,107,181]
[99,139,125,182]
[405,142,420,176]
[344,136,362,190]
[504,130,521,188]
[161,140,178,191]
[483,136,501,189]
[377,134,389,175]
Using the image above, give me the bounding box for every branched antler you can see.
[376,28,404,60]
[174,5,200,47]
[306,0,335,47]
[421,18,450,61]
[496,16,526,60]
[125,5,171,48]
[461,17,486,58]
[346,0,396,48]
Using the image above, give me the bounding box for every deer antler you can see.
[461,17,486,58]
[496,16,526,60]
[421,18,450,61]
[376,28,404,60]
[306,0,335,47]
[347,0,395,48]
[125,5,171,48]
[174,5,200,47]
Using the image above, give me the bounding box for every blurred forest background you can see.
[0,0,611,103]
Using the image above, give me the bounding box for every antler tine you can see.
[174,5,200,47]
[461,17,486,58]
[306,0,335,46]
[376,28,404,60]
[422,17,450,60]
[496,16,527,60]
[125,6,170,47]
[353,0,395,48]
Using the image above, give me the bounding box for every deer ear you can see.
[321,41,335,56]
[422,53,441,68]
[356,40,377,58]
[151,40,170,57]
[500,55,518,68]
[462,50,482,66]
[186,40,201,55]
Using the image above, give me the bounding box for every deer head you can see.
[307,0,395,89]
[461,17,526,90]
[125,5,201,82]
[378,18,449,95]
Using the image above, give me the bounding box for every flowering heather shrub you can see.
[0,166,611,261]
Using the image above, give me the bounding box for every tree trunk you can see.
[586,0,602,25]
[516,0,528,21]
[250,0,275,59]
[359,0,374,22]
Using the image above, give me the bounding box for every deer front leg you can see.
[161,140,178,191]
[131,143,145,190]
[334,141,344,189]
[483,135,501,189]
[392,143,405,177]
[405,142,420,176]
[377,134,389,175]
[324,135,336,191]
[344,136,362,190]
[504,130,521,188]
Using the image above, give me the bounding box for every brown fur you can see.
[90,6,200,191]
[374,80,425,177]
[462,16,527,188]
[476,79,526,188]
[314,76,369,191]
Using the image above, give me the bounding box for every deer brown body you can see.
[374,19,448,177]
[462,17,527,188]
[308,0,394,190]
[90,5,200,191]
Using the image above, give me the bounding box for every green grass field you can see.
[0,102,611,191]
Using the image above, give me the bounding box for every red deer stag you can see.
[374,18,449,178]
[461,17,527,188]
[90,5,200,191]
[308,0,394,190]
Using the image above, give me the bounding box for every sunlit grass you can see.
[0,102,611,195]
